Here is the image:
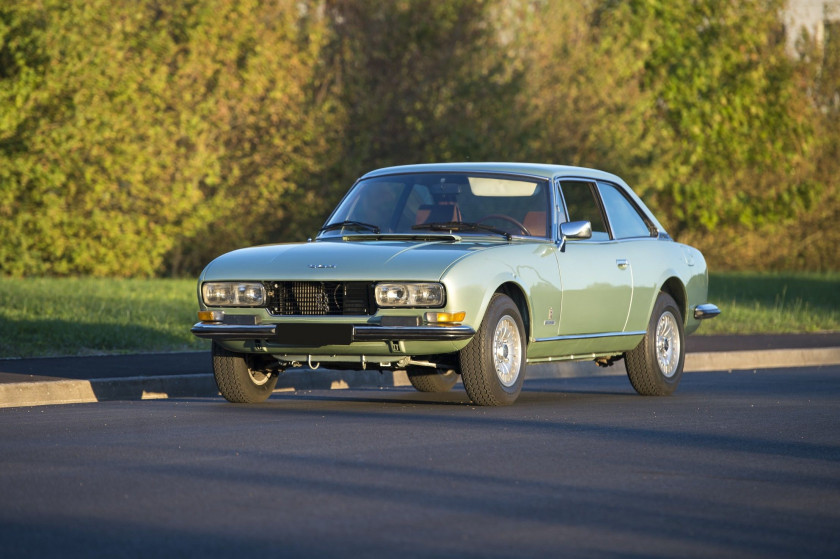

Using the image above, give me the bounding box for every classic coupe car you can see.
[192,163,719,405]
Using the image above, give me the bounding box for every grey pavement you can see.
[1,333,839,409]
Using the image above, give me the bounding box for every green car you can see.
[192,163,719,405]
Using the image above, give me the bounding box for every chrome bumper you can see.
[191,322,475,343]
[693,303,721,320]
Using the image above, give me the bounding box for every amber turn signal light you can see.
[198,310,225,323]
[424,311,466,324]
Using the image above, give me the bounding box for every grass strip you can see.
[0,278,208,358]
[701,271,840,335]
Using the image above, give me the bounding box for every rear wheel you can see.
[406,367,459,393]
[625,292,685,396]
[459,293,527,406]
[212,342,278,403]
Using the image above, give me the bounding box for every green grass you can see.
[0,278,208,359]
[701,271,840,335]
[0,273,838,358]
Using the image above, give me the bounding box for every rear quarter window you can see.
[597,182,653,239]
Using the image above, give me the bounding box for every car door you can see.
[554,180,633,336]
[595,179,662,331]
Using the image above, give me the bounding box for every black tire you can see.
[459,293,527,406]
[625,292,685,396]
[406,367,459,393]
[212,342,278,403]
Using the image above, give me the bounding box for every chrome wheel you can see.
[493,315,521,387]
[655,311,680,378]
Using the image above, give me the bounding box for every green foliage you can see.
[514,0,835,270]
[322,0,525,180]
[515,1,655,175]
[1,0,838,276]
[1,0,334,277]
[532,0,813,235]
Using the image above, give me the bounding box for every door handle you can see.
[616,259,629,270]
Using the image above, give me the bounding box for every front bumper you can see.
[190,322,476,344]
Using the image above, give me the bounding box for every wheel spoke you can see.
[655,311,680,378]
[493,315,521,387]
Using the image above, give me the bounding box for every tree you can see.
[0,0,334,276]
[322,0,525,186]
[592,0,814,238]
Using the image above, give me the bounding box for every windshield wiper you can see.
[319,220,380,234]
[412,221,511,240]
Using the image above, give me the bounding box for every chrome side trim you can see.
[694,304,721,320]
[534,331,645,343]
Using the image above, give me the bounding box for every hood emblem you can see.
[308,264,336,269]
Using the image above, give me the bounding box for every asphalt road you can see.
[1,366,839,558]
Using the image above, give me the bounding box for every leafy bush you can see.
[1,0,837,276]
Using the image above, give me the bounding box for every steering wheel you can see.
[477,214,531,236]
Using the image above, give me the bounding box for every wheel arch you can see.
[659,276,688,324]
[496,282,531,339]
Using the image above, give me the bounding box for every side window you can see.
[559,181,609,241]
[597,182,652,239]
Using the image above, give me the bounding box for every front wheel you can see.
[459,293,527,406]
[625,292,685,396]
[212,342,278,403]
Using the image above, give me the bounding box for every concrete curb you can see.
[684,347,840,372]
[0,374,218,409]
[2,347,839,409]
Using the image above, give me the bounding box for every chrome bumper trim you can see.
[191,323,277,340]
[694,303,721,320]
[352,325,475,341]
[191,323,475,342]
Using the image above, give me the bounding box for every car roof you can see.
[359,162,627,184]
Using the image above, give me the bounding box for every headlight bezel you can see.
[374,282,446,308]
[201,282,266,307]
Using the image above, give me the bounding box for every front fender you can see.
[440,243,559,339]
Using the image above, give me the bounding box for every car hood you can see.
[201,238,501,282]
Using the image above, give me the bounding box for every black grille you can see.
[264,282,375,316]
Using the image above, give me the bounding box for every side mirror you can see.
[560,220,592,239]
[558,220,592,251]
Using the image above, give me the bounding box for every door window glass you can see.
[559,181,609,241]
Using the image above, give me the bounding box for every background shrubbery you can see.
[2,0,838,277]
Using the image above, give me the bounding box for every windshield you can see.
[320,173,551,239]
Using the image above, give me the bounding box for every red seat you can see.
[523,211,547,237]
